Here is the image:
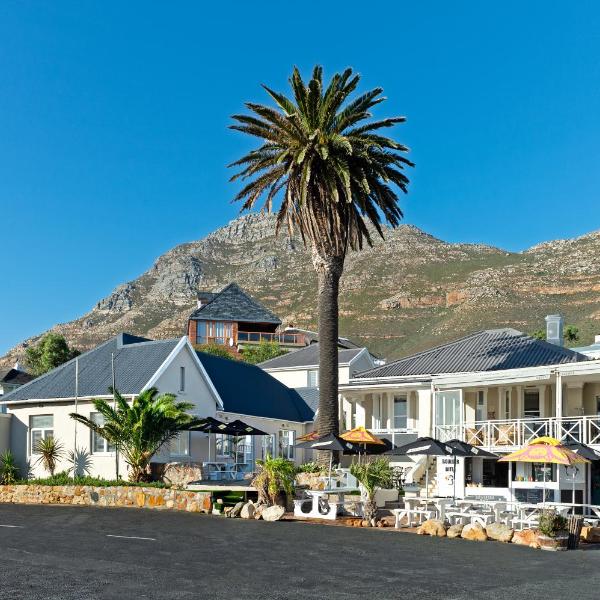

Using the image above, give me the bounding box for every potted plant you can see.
[537,509,569,551]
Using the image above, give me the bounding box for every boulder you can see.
[229,501,244,518]
[581,526,600,543]
[240,501,255,519]
[485,522,514,543]
[162,462,204,488]
[461,523,487,542]
[254,504,265,520]
[512,529,540,548]
[262,505,285,522]
[446,524,464,539]
[416,519,447,537]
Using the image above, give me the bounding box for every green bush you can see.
[0,450,19,484]
[297,462,325,474]
[15,471,170,489]
[539,509,568,537]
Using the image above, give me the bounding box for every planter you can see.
[537,532,569,551]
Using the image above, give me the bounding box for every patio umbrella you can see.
[498,437,590,506]
[192,417,239,462]
[297,430,320,443]
[226,419,267,436]
[296,433,358,488]
[386,437,467,499]
[340,426,386,463]
[563,442,600,505]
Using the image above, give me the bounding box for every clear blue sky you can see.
[1,2,599,355]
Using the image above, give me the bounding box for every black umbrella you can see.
[226,419,268,436]
[445,439,498,459]
[296,434,358,488]
[563,441,600,505]
[386,437,468,498]
[195,417,238,434]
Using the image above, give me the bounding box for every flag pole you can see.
[73,356,79,481]
[112,353,120,480]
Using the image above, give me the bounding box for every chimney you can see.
[545,314,564,346]
[595,335,600,345]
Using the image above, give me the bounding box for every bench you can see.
[392,508,437,528]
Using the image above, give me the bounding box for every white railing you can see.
[435,415,600,448]
[371,427,419,449]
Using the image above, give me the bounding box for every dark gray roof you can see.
[189,283,281,325]
[259,343,365,370]
[354,328,589,379]
[0,368,34,386]
[294,387,319,420]
[1,333,179,402]
[197,352,314,422]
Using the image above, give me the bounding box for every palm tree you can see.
[350,457,393,525]
[229,66,412,462]
[34,437,64,477]
[70,387,205,482]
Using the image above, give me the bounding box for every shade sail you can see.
[385,436,466,457]
[497,437,590,465]
[445,439,498,459]
[340,426,386,446]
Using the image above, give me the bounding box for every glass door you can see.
[434,390,463,439]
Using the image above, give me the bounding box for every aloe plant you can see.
[0,450,19,484]
[34,437,64,477]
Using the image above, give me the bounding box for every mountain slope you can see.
[4,213,600,366]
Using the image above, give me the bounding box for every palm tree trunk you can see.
[312,249,344,467]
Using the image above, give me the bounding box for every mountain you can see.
[3,213,600,366]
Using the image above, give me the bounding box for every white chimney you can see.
[545,314,564,346]
[595,335,600,345]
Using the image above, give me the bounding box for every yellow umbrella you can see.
[340,426,386,446]
[297,430,320,443]
[498,437,590,505]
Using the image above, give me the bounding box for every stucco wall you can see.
[0,414,11,454]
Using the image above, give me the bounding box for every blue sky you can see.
[1,2,599,355]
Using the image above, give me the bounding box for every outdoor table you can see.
[417,497,453,521]
[293,488,360,520]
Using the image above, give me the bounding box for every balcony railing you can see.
[237,331,305,346]
[435,415,600,448]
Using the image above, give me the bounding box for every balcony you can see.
[237,331,305,346]
[435,415,600,450]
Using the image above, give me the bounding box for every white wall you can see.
[0,414,11,454]
[266,364,352,388]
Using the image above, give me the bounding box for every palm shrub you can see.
[252,453,297,506]
[350,458,393,525]
[34,437,64,477]
[0,450,19,484]
[230,66,412,464]
[70,387,205,482]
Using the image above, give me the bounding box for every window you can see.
[262,434,276,459]
[30,415,53,455]
[215,434,233,457]
[91,413,116,453]
[179,366,186,392]
[170,431,190,456]
[279,430,295,460]
[523,389,540,418]
[503,390,511,420]
[393,395,408,429]
[475,390,486,422]
[307,369,318,388]
[596,396,600,417]
[196,321,233,345]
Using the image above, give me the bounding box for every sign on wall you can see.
[436,456,465,498]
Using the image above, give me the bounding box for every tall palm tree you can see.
[70,387,205,482]
[229,66,412,462]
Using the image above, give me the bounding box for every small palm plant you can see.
[70,387,205,482]
[34,437,64,477]
[350,458,393,525]
[0,450,19,484]
[68,447,93,478]
[252,454,297,506]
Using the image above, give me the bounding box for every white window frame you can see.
[279,430,295,460]
[523,388,541,419]
[475,389,488,422]
[91,412,116,454]
[307,369,318,388]
[170,431,190,457]
[179,366,186,392]
[30,415,54,456]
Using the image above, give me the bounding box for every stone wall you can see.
[0,484,212,513]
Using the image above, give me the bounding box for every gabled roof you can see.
[1,333,179,402]
[354,328,589,379]
[0,368,34,386]
[197,352,313,422]
[189,283,281,325]
[259,343,366,370]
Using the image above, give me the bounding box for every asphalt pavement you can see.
[0,504,599,599]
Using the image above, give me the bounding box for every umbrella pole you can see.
[328,453,333,490]
[453,455,456,500]
[425,457,429,500]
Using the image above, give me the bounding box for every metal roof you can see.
[1,334,179,402]
[259,343,365,370]
[354,328,589,379]
[0,368,34,386]
[189,283,281,325]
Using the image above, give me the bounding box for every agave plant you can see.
[34,437,64,477]
[252,453,297,506]
[230,66,412,464]
[68,447,93,478]
[70,387,205,482]
[0,450,19,484]
[350,458,393,525]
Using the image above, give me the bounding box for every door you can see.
[434,390,462,439]
[393,395,408,430]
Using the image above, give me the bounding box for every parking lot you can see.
[1,504,600,599]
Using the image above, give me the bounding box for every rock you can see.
[162,462,204,488]
[581,526,600,543]
[262,505,285,522]
[461,523,487,542]
[254,504,265,520]
[447,524,464,539]
[416,519,447,537]
[485,522,514,543]
[361,520,371,528]
[229,501,244,518]
[240,501,255,519]
[512,529,540,548]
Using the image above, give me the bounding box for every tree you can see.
[25,333,80,376]
[350,457,393,525]
[531,329,546,341]
[564,325,580,344]
[251,453,297,506]
[70,387,205,482]
[229,66,412,463]
[34,437,64,477]
[242,341,287,364]
[194,343,236,360]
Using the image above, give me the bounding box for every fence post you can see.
[567,514,584,550]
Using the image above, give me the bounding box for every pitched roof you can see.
[259,343,365,370]
[0,368,34,386]
[1,333,179,402]
[354,328,589,379]
[189,283,281,325]
[197,352,313,422]
[294,387,319,420]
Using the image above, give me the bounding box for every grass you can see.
[12,471,171,489]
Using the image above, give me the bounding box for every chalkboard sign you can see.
[514,488,545,504]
